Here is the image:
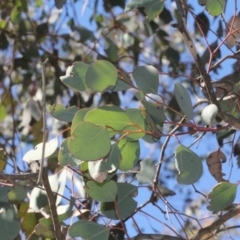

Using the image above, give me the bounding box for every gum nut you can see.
[201,104,218,125]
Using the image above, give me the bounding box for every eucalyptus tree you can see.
[0,0,239,240]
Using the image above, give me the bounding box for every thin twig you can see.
[175,0,240,130]
[153,117,185,190]
[37,58,49,184]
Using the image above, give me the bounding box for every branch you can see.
[42,168,63,240]
[0,172,38,181]
[38,59,63,239]
[129,233,185,240]
[174,0,240,130]
[37,58,49,184]
[190,205,240,240]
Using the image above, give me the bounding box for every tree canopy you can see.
[0,0,240,239]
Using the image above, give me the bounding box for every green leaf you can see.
[101,183,138,219]
[141,100,166,124]
[0,187,11,203]
[85,60,118,92]
[60,62,89,91]
[175,144,203,184]
[136,159,156,184]
[207,182,237,212]
[10,6,21,24]
[0,105,7,121]
[8,182,28,203]
[118,139,140,171]
[48,104,79,122]
[34,223,55,238]
[71,108,91,130]
[174,83,193,119]
[125,0,164,21]
[0,205,20,240]
[125,108,147,140]
[69,220,109,240]
[206,0,225,16]
[112,71,132,91]
[69,122,111,161]
[84,181,117,202]
[58,138,81,166]
[132,65,159,94]
[84,105,132,133]
[105,37,118,62]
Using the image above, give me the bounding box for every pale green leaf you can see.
[207,182,237,212]
[206,0,225,16]
[85,60,118,92]
[69,122,111,161]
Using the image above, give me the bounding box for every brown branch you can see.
[42,168,63,240]
[190,205,240,240]
[0,172,38,181]
[174,0,240,130]
[129,233,185,240]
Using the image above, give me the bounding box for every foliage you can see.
[0,0,240,240]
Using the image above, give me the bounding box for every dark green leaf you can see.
[0,205,20,240]
[175,144,203,184]
[133,65,159,94]
[69,220,109,240]
[48,104,79,122]
[174,83,193,119]
[136,159,155,184]
[60,62,89,92]
[101,183,137,219]
[84,181,117,202]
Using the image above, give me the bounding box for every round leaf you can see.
[84,105,132,133]
[118,139,140,171]
[206,0,225,16]
[175,144,203,184]
[71,108,91,130]
[84,180,117,202]
[0,205,20,240]
[174,83,193,119]
[69,220,109,240]
[69,122,111,161]
[101,183,138,219]
[48,104,79,122]
[207,182,237,212]
[85,60,118,92]
[132,65,159,94]
[60,62,89,91]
